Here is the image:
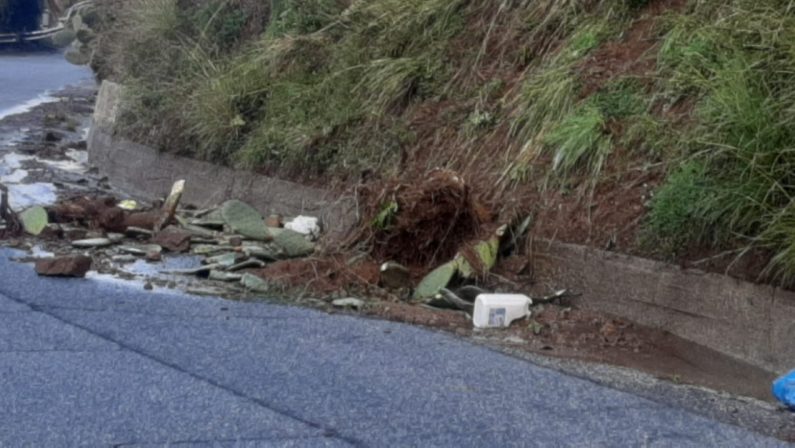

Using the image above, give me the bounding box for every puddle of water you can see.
[122,255,204,277]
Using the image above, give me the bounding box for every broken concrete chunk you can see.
[152,227,192,253]
[203,252,240,267]
[380,261,411,290]
[220,200,271,241]
[118,244,162,256]
[107,233,125,243]
[241,273,270,293]
[72,238,113,248]
[414,261,457,299]
[332,298,365,310]
[35,255,92,278]
[284,216,320,240]
[20,206,48,236]
[191,244,234,255]
[209,271,244,282]
[155,179,185,232]
[227,258,266,272]
[273,229,315,258]
[63,226,88,240]
[168,264,222,276]
[242,244,281,261]
[125,226,153,238]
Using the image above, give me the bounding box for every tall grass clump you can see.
[647,1,795,281]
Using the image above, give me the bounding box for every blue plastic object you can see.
[773,370,795,409]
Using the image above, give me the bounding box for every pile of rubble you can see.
[7,181,321,293]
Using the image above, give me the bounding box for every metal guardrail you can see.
[0,1,94,45]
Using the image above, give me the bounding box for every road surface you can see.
[0,249,788,447]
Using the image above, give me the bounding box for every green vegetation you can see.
[92,0,795,282]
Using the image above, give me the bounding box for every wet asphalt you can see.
[0,249,789,447]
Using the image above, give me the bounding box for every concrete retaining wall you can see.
[87,81,356,238]
[533,240,795,374]
[88,81,794,374]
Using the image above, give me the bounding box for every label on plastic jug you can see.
[489,308,506,326]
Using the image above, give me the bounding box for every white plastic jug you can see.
[473,294,532,328]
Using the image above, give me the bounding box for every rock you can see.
[125,226,153,238]
[241,273,270,293]
[145,251,162,262]
[35,255,92,278]
[44,131,64,142]
[63,227,88,240]
[227,236,243,247]
[107,233,125,243]
[332,298,365,310]
[168,264,222,276]
[284,216,320,240]
[20,206,48,236]
[188,217,225,230]
[111,254,138,263]
[227,259,266,271]
[152,227,192,252]
[143,282,154,291]
[203,252,240,267]
[39,224,63,239]
[379,261,411,289]
[242,244,281,261]
[265,214,283,228]
[155,180,186,232]
[220,200,271,241]
[272,229,315,258]
[209,271,244,282]
[191,244,234,255]
[72,238,113,248]
[118,244,162,256]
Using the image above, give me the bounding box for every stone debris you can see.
[241,273,270,292]
[155,180,185,232]
[152,227,192,253]
[71,237,113,248]
[332,298,365,310]
[284,216,320,240]
[379,261,411,290]
[35,255,92,277]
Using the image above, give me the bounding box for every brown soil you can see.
[345,169,490,268]
[579,0,688,97]
[366,298,777,404]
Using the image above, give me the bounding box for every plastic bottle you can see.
[473,294,532,328]
[773,370,795,409]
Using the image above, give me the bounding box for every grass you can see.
[93,0,795,281]
[643,0,795,281]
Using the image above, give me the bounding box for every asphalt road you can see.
[0,249,788,447]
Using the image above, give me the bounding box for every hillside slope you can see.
[90,0,795,285]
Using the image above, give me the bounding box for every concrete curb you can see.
[533,240,795,374]
[87,81,356,239]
